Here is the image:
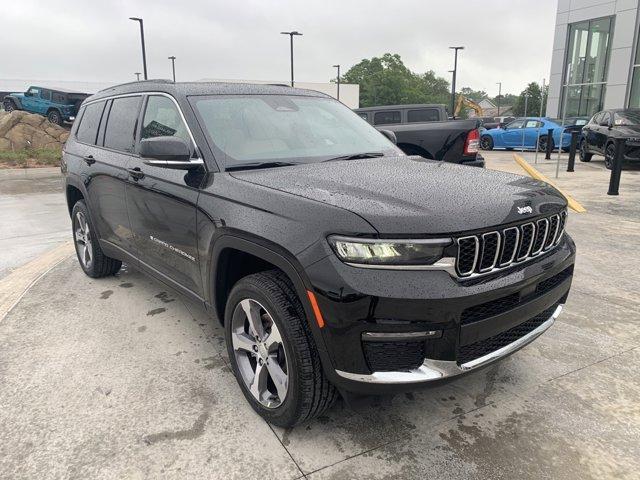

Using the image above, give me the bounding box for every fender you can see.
[205,231,333,367]
[4,95,22,109]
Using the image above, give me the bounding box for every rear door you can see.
[125,94,204,297]
[522,119,543,148]
[83,96,142,257]
[22,87,41,112]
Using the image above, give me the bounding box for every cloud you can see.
[3,0,556,95]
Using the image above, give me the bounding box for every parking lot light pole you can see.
[496,82,502,116]
[129,17,148,80]
[333,64,340,100]
[168,56,176,82]
[134,72,141,81]
[281,31,302,87]
[449,46,464,115]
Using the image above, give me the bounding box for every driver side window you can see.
[505,120,524,129]
[141,95,191,144]
[27,87,40,97]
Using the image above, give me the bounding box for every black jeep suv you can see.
[62,81,575,427]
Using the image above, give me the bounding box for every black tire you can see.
[3,100,16,112]
[47,109,63,126]
[71,200,121,278]
[604,142,615,170]
[579,140,593,162]
[480,135,493,150]
[225,270,337,427]
[538,135,554,152]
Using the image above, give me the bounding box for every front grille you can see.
[460,292,520,325]
[458,303,559,365]
[455,210,567,278]
[363,340,426,372]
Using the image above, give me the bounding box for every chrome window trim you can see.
[335,305,562,384]
[81,91,203,164]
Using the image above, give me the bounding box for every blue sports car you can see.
[480,117,578,152]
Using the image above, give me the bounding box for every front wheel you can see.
[225,271,337,427]
[604,143,616,170]
[47,109,63,126]
[72,200,121,278]
[480,136,493,150]
[579,140,593,162]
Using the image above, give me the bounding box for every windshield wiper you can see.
[226,161,299,172]
[322,152,385,162]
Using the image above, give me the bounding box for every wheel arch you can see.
[397,142,433,159]
[65,177,91,217]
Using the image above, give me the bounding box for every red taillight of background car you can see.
[464,128,480,155]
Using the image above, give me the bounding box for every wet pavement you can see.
[0,154,639,479]
[0,168,69,280]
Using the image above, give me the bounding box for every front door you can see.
[125,94,204,297]
[502,119,525,147]
[593,111,611,153]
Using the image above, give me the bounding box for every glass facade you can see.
[628,29,640,107]
[562,17,613,116]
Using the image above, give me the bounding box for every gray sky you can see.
[5,0,557,95]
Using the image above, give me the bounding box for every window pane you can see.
[566,21,589,84]
[374,111,401,125]
[584,17,611,83]
[524,120,540,128]
[52,93,65,103]
[40,90,51,100]
[630,67,640,108]
[103,96,141,152]
[141,95,190,143]
[506,120,524,129]
[407,109,439,123]
[76,101,105,145]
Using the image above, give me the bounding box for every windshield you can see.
[190,94,402,169]
[614,111,640,126]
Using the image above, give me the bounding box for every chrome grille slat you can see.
[454,210,567,279]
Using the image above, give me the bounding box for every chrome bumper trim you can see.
[335,305,562,385]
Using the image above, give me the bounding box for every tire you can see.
[480,136,493,150]
[579,140,593,162]
[604,142,615,170]
[71,200,122,278]
[3,100,16,112]
[538,135,554,152]
[225,270,337,427]
[47,109,63,126]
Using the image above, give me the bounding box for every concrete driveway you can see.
[1,154,639,479]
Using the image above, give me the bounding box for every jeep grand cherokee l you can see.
[62,81,575,427]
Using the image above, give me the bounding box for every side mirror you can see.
[140,136,200,169]
[379,129,397,144]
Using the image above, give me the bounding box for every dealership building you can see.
[547,0,640,118]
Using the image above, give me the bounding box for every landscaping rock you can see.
[0,110,68,151]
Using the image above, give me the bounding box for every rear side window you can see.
[52,92,66,103]
[524,120,542,128]
[141,95,190,143]
[40,90,51,101]
[103,96,142,153]
[374,110,401,125]
[76,101,106,145]
[407,108,439,123]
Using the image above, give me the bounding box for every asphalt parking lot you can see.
[1,152,639,479]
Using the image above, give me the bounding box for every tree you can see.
[341,53,450,107]
[512,82,548,116]
[459,87,487,103]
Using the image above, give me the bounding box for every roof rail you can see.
[267,83,292,87]
[97,79,174,93]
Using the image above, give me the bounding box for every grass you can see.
[0,148,62,168]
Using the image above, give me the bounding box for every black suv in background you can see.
[580,108,640,169]
[62,81,575,427]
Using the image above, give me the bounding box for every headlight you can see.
[328,235,452,267]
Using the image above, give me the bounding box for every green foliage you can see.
[460,87,487,103]
[0,148,61,167]
[512,82,548,116]
[341,53,450,107]
[492,93,518,108]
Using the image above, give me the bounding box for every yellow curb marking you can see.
[0,241,74,322]
[513,154,587,213]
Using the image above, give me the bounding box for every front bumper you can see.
[305,234,575,395]
[335,304,561,384]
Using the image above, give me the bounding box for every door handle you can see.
[128,167,145,180]
[83,155,96,165]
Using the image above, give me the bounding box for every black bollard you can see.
[607,138,625,195]
[566,130,579,172]
[545,128,553,159]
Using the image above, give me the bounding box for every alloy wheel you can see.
[4,102,14,112]
[231,298,289,408]
[74,211,93,268]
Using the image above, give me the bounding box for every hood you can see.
[10,93,24,98]
[230,156,567,235]
[616,124,640,136]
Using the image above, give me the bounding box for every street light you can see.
[333,64,340,100]
[134,72,141,81]
[129,17,148,80]
[449,46,464,115]
[496,82,502,116]
[448,70,455,117]
[168,56,176,82]
[280,31,303,87]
